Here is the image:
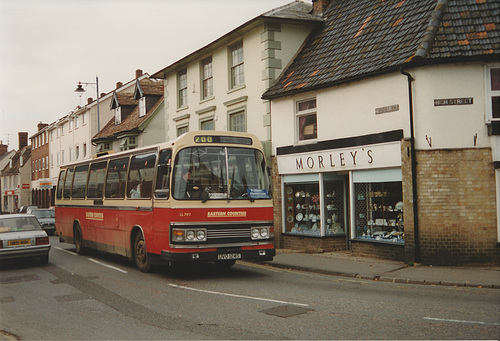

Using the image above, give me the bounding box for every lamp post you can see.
[75,76,100,132]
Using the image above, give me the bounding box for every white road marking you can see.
[424,317,500,326]
[87,258,128,274]
[54,246,77,255]
[168,283,309,307]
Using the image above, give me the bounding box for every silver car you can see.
[29,208,56,235]
[0,214,51,265]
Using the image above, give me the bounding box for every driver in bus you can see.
[180,168,202,199]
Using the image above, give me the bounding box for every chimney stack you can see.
[116,82,123,89]
[312,0,332,15]
[37,122,48,131]
[18,132,28,149]
[87,97,93,105]
[0,140,7,156]
[136,69,143,78]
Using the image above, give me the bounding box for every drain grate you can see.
[0,274,40,284]
[55,293,91,302]
[260,305,313,318]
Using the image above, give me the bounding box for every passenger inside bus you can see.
[177,168,202,199]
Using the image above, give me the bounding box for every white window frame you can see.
[201,57,213,99]
[178,69,188,108]
[229,42,244,89]
[139,97,146,118]
[114,107,122,125]
[485,64,500,123]
[295,98,317,143]
[228,108,246,132]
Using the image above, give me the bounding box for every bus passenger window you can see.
[127,152,156,199]
[72,165,89,199]
[105,157,129,199]
[63,167,74,199]
[87,162,107,199]
[155,149,172,198]
[56,170,66,200]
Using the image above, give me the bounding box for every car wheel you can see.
[40,254,49,265]
[134,232,152,273]
[74,224,85,255]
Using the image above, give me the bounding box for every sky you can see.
[0,0,303,150]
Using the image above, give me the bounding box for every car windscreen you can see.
[32,210,55,219]
[0,217,43,233]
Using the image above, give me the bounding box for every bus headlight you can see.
[251,227,273,240]
[172,228,207,243]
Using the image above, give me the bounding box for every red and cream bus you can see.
[55,131,275,271]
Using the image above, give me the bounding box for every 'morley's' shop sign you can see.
[277,142,402,175]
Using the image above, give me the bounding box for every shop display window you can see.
[354,182,404,243]
[283,174,346,237]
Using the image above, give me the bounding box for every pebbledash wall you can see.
[270,64,499,266]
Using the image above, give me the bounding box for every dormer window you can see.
[139,97,146,118]
[114,107,122,125]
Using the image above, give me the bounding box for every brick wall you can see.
[416,148,498,265]
[351,241,404,261]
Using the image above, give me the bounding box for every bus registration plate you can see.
[217,253,242,260]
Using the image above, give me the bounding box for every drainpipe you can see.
[400,68,420,263]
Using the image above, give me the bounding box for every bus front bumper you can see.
[161,247,275,263]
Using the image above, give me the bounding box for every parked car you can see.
[29,208,56,235]
[16,205,37,214]
[0,214,50,265]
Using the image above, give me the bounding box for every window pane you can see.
[354,182,404,244]
[105,157,129,198]
[491,68,500,91]
[155,149,172,198]
[298,114,317,140]
[56,170,66,199]
[201,119,214,130]
[87,162,107,198]
[492,96,500,119]
[230,111,246,132]
[127,152,156,199]
[72,165,89,199]
[63,167,74,199]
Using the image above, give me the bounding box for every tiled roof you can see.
[93,79,163,141]
[261,1,322,22]
[1,146,31,176]
[263,0,500,99]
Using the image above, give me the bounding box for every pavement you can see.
[258,249,500,289]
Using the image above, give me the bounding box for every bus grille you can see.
[207,228,249,240]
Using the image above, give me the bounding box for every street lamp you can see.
[75,76,100,132]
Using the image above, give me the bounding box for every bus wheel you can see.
[74,224,85,255]
[134,233,152,273]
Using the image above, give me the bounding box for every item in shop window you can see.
[302,204,308,210]
[288,206,293,212]
[296,213,303,221]
[287,215,294,223]
[316,214,321,221]
[295,191,300,197]
[300,190,305,197]
[286,187,293,195]
[395,201,404,211]
[327,191,335,197]
[296,203,301,210]
[312,223,318,230]
[305,192,310,197]
[311,194,319,203]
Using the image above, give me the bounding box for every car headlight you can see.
[172,228,207,243]
[251,227,272,240]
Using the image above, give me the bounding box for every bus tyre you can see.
[134,233,152,273]
[74,224,85,255]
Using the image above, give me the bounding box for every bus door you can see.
[86,161,107,242]
[152,149,172,250]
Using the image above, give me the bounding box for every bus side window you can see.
[155,149,172,198]
[105,157,129,199]
[72,165,89,199]
[127,152,156,199]
[63,167,74,199]
[56,170,66,200]
[87,161,107,199]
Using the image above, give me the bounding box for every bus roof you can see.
[59,131,264,169]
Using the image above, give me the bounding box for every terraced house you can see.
[263,0,499,265]
[151,1,324,164]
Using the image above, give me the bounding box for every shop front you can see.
[275,130,406,260]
